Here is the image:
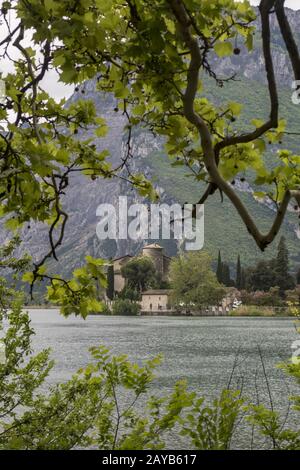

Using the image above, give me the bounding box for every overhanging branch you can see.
[169,0,300,251]
[275,0,300,81]
[215,0,279,156]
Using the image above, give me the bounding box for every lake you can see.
[29,310,299,449]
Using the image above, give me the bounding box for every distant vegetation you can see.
[217,236,296,293]
[169,251,226,311]
[112,299,141,316]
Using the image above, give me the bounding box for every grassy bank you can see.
[229,305,293,317]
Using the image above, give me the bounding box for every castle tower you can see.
[142,243,164,275]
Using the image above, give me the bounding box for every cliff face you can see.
[211,7,300,86]
[1,7,300,276]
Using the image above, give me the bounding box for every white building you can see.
[141,289,172,313]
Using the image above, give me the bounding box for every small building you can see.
[141,289,172,314]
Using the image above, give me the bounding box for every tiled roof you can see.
[112,254,133,262]
[143,243,163,249]
[142,289,172,295]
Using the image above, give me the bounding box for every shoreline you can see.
[24,306,295,318]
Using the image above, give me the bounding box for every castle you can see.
[111,243,237,315]
[112,243,171,293]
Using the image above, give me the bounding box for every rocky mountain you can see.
[211,7,300,86]
[1,7,300,278]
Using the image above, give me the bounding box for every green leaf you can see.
[22,271,34,283]
[95,124,108,137]
[228,101,243,116]
[214,42,233,57]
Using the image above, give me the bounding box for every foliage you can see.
[112,299,141,316]
[245,237,295,294]
[215,250,237,287]
[119,286,141,301]
[221,262,236,287]
[247,319,300,449]
[0,273,204,450]
[247,404,300,450]
[236,255,242,290]
[285,286,300,305]
[152,272,171,290]
[0,274,191,450]
[31,0,299,252]
[121,257,156,293]
[1,277,300,450]
[216,250,223,284]
[170,251,226,309]
[239,287,284,307]
[0,0,157,315]
[35,256,107,318]
[229,305,281,317]
[0,305,188,450]
[274,236,296,294]
[246,260,278,292]
[180,390,244,450]
[99,302,112,315]
[149,144,300,269]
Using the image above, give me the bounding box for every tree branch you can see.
[168,0,300,251]
[215,0,279,156]
[275,0,300,81]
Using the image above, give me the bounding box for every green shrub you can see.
[112,299,140,316]
[240,288,284,307]
[119,286,141,301]
[100,303,112,315]
[0,300,190,450]
[229,305,275,316]
[1,294,300,450]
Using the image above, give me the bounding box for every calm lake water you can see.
[29,310,299,449]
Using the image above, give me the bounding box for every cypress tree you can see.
[106,264,114,300]
[297,267,300,285]
[222,262,231,286]
[241,268,246,290]
[216,250,223,283]
[275,236,295,294]
[236,255,242,289]
[276,236,289,276]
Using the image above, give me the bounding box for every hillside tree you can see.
[216,250,223,283]
[274,236,295,293]
[236,255,242,290]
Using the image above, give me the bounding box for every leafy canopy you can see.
[169,251,226,308]
[121,256,157,292]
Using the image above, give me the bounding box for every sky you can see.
[0,0,299,103]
